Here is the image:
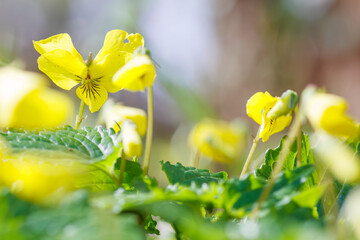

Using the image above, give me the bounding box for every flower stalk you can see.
[239,127,260,179]
[143,87,153,175]
[251,111,305,219]
[75,100,85,129]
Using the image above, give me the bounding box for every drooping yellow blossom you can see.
[113,50,156,92]
[100,100,147,136]
[246,91,293,142]
[0,138,88,204]
[0,66,72,128]
[121,120,143,159]
[304,92,359,138]
[189,119,246,163]
[33,30,145,112]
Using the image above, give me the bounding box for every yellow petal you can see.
[38,49,86,90]
[305,93,359,138]
[89,51,132,93]
[33,33,84,62]
[95,30,144,62]
[0,66,47,127]
[112,55,156,92]
[246,92,278,125]
[76,83,108,113]
[10,88,73,128]
[189,119,246,163]
[121,121,143,159]
[259,113,292,142]
[100,100,147,136]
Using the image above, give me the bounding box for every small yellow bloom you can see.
[121,120,143,159]
[0,66,72,128]
[189,119,246,163]
[304,92,359,138]
[100,100,147,136]
[34,30,144,112]
[246,91,293,142]
[113,52,156,92]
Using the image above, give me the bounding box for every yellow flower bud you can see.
[112,54,156,92]
[267,90,298,119]
[304,92,359,138]
[121,120,143,159]
[0,66,73,128]
[100,100,147,136]
[188,119,246,163]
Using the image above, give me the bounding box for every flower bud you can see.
[121,120,143,159]
[267,90,298,119]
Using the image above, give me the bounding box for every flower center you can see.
[78,71,103,99]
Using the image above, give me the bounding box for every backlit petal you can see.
[76,84,108,113]
[112,55,156,92]
[33,33,84,62]
[306,93,359,137]
[11,88,73,128]
[95,30,144,62]
[246,92,278,125]
[38,49,86,90]
[89,51,132,93]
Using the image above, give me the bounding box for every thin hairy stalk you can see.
[143,87,154,175]
[75,100,85,129]
[239,127,261,179]
[251,113,305,219]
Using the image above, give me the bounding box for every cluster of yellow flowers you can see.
[0,28,359,203]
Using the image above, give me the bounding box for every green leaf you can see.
[144,215,160,235]
[255,132,317,187]
[160,161,227,186]
[292,185,326,208]
[0,126,119,160]
[225,165,315,216]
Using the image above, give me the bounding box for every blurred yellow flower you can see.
[189,119,246,163]
[100,100,147,136]
[121,120,143,159]
[113,52,156,92]
[304,92,359,138]
[0,139,88,204]
[246,91,293,142]
[33,30,144,112]
[0,66,72,128]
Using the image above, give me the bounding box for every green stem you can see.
[118,150,126,186]
[75,100,85,130]
[192,150,200,168]
[143,87,153,175]
[239,127,261,179]
[251,113,305,219]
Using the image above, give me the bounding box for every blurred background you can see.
[1,0,359,180]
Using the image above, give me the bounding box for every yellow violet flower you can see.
[0,66,72,128]
[113,50,156,92]
[304,92,359,138]
[100,100,147,136]
[121,120,143,159]
[246,91,293,142]
[33,30,144,112]
[189,119,246,163]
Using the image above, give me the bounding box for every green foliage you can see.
[0,126,119,160]
[161,161,227,186]
[256,132,317,188]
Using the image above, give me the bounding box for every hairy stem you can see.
[143,87,154,175]
[239,127,261,179]
[75,100,85,130]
